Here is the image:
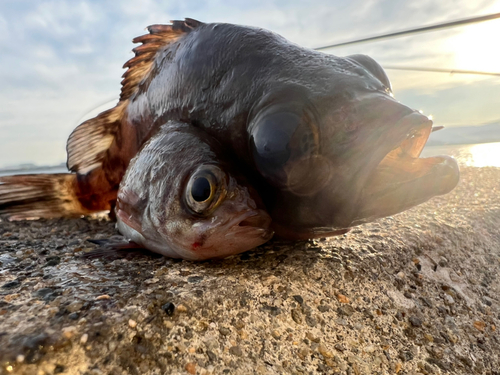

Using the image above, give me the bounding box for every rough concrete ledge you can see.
[0,167,499,375]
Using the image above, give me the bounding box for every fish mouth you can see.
[355,112,460,223]
[224,209,274,241]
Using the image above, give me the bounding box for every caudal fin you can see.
[0,173,99,220]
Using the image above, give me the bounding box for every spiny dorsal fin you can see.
[120,18,202,101]
[67,19,203,173]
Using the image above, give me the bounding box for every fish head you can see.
[116,123,273,260]
[158,163,273,260]
[248,53,459,236]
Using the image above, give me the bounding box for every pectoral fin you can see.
[81,237,159,260]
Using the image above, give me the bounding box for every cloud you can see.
[397,78,500,127]
[0,0,499,168]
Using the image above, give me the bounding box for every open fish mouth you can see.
[356,112,460,223]
[224,209,274,240]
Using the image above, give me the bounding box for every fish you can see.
[0,18,459,242]
[114,121,272,260]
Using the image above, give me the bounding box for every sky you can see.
[1,0,499,168]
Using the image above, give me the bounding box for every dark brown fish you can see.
[0,18,459,241]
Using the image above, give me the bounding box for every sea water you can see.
[422,142,500,168]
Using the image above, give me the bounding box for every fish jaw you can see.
[184,208,274,260]
[124,208,273,261]
[355,155,459,224]
[327,97,459,227]
[354,113,460,223]
[331,109,458,227]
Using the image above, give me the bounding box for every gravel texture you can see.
[0,166,499,375]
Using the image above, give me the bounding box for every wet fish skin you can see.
[122,21,458,235]
[115,121,273,260]
[0,19,459,242]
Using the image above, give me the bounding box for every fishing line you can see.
[382,66,500,77]
[314,12,500,50]
[314,12,500,77]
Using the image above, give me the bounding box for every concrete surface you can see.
[0,166,499,375]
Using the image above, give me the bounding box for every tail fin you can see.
[0,173,99,220]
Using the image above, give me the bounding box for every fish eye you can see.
[250,111,318,188]
[185,166,226,215]
[252,112,299,168]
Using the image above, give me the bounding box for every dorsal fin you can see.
[67,19,203,173]
[120,18,202,102]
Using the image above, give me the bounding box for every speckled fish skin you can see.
[115,121,273,260]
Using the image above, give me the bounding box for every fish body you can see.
[0,19,459,244]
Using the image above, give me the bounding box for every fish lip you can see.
[389,112,434,158]
[224,209,274,240]
[368,110,434,178]
[356,113,460,223]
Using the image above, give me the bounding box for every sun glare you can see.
[468,142,500,168]
[451,19,500,73]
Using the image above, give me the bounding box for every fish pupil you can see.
[191,177,211,202]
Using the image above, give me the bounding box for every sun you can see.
[450,19,500,73]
